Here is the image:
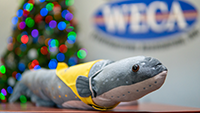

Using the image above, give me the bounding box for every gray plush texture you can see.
[76,60,114,98]
[91,56,167,96]
[9,56,167,110]
[9,69,80,107]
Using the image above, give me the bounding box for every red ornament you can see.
[21,35,29,44]
[59,44,68,53]
[28,0,35,4]
[45,16,53,24]
[12,71,17,79]
[23,10,30,17]
[31,60,39,68]
[28,62,33,70]
[35,14,43,24]
[40,46,48,55]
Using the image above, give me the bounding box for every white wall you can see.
[0,1,19,56]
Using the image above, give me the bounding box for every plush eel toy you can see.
[9,56,167,110]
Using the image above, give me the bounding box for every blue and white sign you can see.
[94,0,198,40]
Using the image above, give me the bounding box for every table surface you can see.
[0,102,200,113]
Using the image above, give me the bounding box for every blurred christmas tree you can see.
[0,0,87,103]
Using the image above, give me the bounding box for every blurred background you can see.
[0,0,200,108]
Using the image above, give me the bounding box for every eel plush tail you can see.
[9,82,28,103]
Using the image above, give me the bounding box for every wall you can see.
[0,1,19,57]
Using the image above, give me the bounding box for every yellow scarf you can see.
[56,60,118,110]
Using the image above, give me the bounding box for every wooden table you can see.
[0,102,200,113]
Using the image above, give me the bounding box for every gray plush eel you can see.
[9,56,167,111]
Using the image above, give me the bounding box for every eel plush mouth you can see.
[92,70,167,107]
[90,56,168,108]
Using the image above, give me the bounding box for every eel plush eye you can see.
[132,64,139,72]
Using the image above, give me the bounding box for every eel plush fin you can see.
[76,76,92,97]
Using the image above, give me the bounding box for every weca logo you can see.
[93,0,198,40]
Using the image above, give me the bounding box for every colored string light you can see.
[61,10,69,18]
[7,37,13,44]
[48,39,52,46]
[65,0,74,6]
[7,86,13,94]
[28,62,33,70]
[45,38,51,46]
[15,47,22,56]
[38,36,45,44]
[28,0,35,4]
[16,9,23,17]
[23,10,30,16]
[33,37,39,43]
[65,12,73,21]
[23,3,29,10]
[68,56,78,66]
[45,16,53,23]
[20,44,27,52]
[66,26,74,32]
[59,44,67,53]
[35,14,43,23]
[22,31,28,35]
[12,71,17,79]
[77,48,87,59]
[8,77,16,87]
[0,65,6,74]
[53,4,61,14]
[34,65,41,70]
[56,53,65,61]
[16,73,22,81]
[25,3,34,12]
[31,29,39,38]
[68,31,76,37]
[12,17,18,25]
[46,3,54,11]
[1,89,7,96]
[25,17,35,28]
[19,22,26,30]
[7,43,14,51]
[67,32,76,44]
[50,39,59,48]
[49,20,57,28]
[40,8,48,17]
[48,59,58,69]
[40,46,48,55]
[0,93,5,100]
[54,12,62,20]
[48,46,57,53]
[31,60,39,68]
[21,35,29,44]
[40,0,45,2]
[20,95,27,103]
[18,63,26,72]
[67,35,76,44]
[58,21,66,30]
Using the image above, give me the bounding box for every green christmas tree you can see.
[0,0,87,103]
